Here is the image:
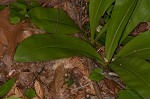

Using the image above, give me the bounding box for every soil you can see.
[0,0,149,99]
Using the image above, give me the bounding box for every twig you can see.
[29,64,46,86]
[93,81,103,99]
[87,59,103,99]
[71,82,93,92]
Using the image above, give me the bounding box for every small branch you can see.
[93,81,103,99]
[87,59,103,99]
[71,82,93,92]
[29,64,46,86]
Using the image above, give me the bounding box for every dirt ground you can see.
[0,0,149,99]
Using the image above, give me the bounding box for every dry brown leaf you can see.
[51,64,70,98]
[131,22,149,36]
[0,28,7,59]
[0,8,30,68]
[5,82,27,99]
[54,64,65,93]
[5,83,16,97]
[14,87,27,99]
[34,80,44,99]
[0,0,15,5]
[32,96,40,99]
[63,1,77,22]
[52,58,74,70]
[147,22,150,30]
[70,57,89,76]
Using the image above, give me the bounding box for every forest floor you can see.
[0,0,150,99]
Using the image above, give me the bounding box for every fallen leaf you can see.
[34,80,44,99]
[5,82,27,99]
[0,28,7,59]
[51,64,70,98]
[0,8,30,68]
[0,0,16,5]
[54,64,65,93]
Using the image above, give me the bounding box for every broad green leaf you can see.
[89,0,114,40]
[0,78,16,96]
[120,0,150,43]
[116,31,150,60]
[89,68,104,81]
[14,34,104,64]
[28,7,81,35]
[25,88,36,98]
[118,88,143,99]
[105,0,137,61]
[109,57,150,99]
[4,97,21,99]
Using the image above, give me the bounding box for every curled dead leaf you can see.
[34,80,44,99]
[0,8,30,68]
[5,82,27,99]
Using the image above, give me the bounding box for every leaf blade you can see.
[28,7,81,35]
[110,57,150,99]
[89,0,114,40]
[0,78,16,97]
[105,0,137,61]
[116,31,150,60]
[118,88,143,99]
[120,0,150,43]
[25,88,36,98]
[89,68,104,81]
[14,34,104,64]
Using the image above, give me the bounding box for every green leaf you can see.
[10,2,24,8]
[109,57,150,99]
[0,78,16,97]
[89,0,114,40]
[120,0,150,43]
[105,0,137,61]
[106,5,114,15]
[121,36,134,46]
[9,1,27,24]
[116,31,150,60]
[0,5,6,11]
[10,17,21,24]
[14,34,104,64]
[25,88,36,98]
[66,78,74,87]
[4,97,21,99]
[118,88,143,99]
[28,7,81,35]
[89,68,104,81]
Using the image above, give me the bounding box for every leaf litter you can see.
[0,0,149,99]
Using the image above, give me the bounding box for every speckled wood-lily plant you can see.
[12,0,150,98]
